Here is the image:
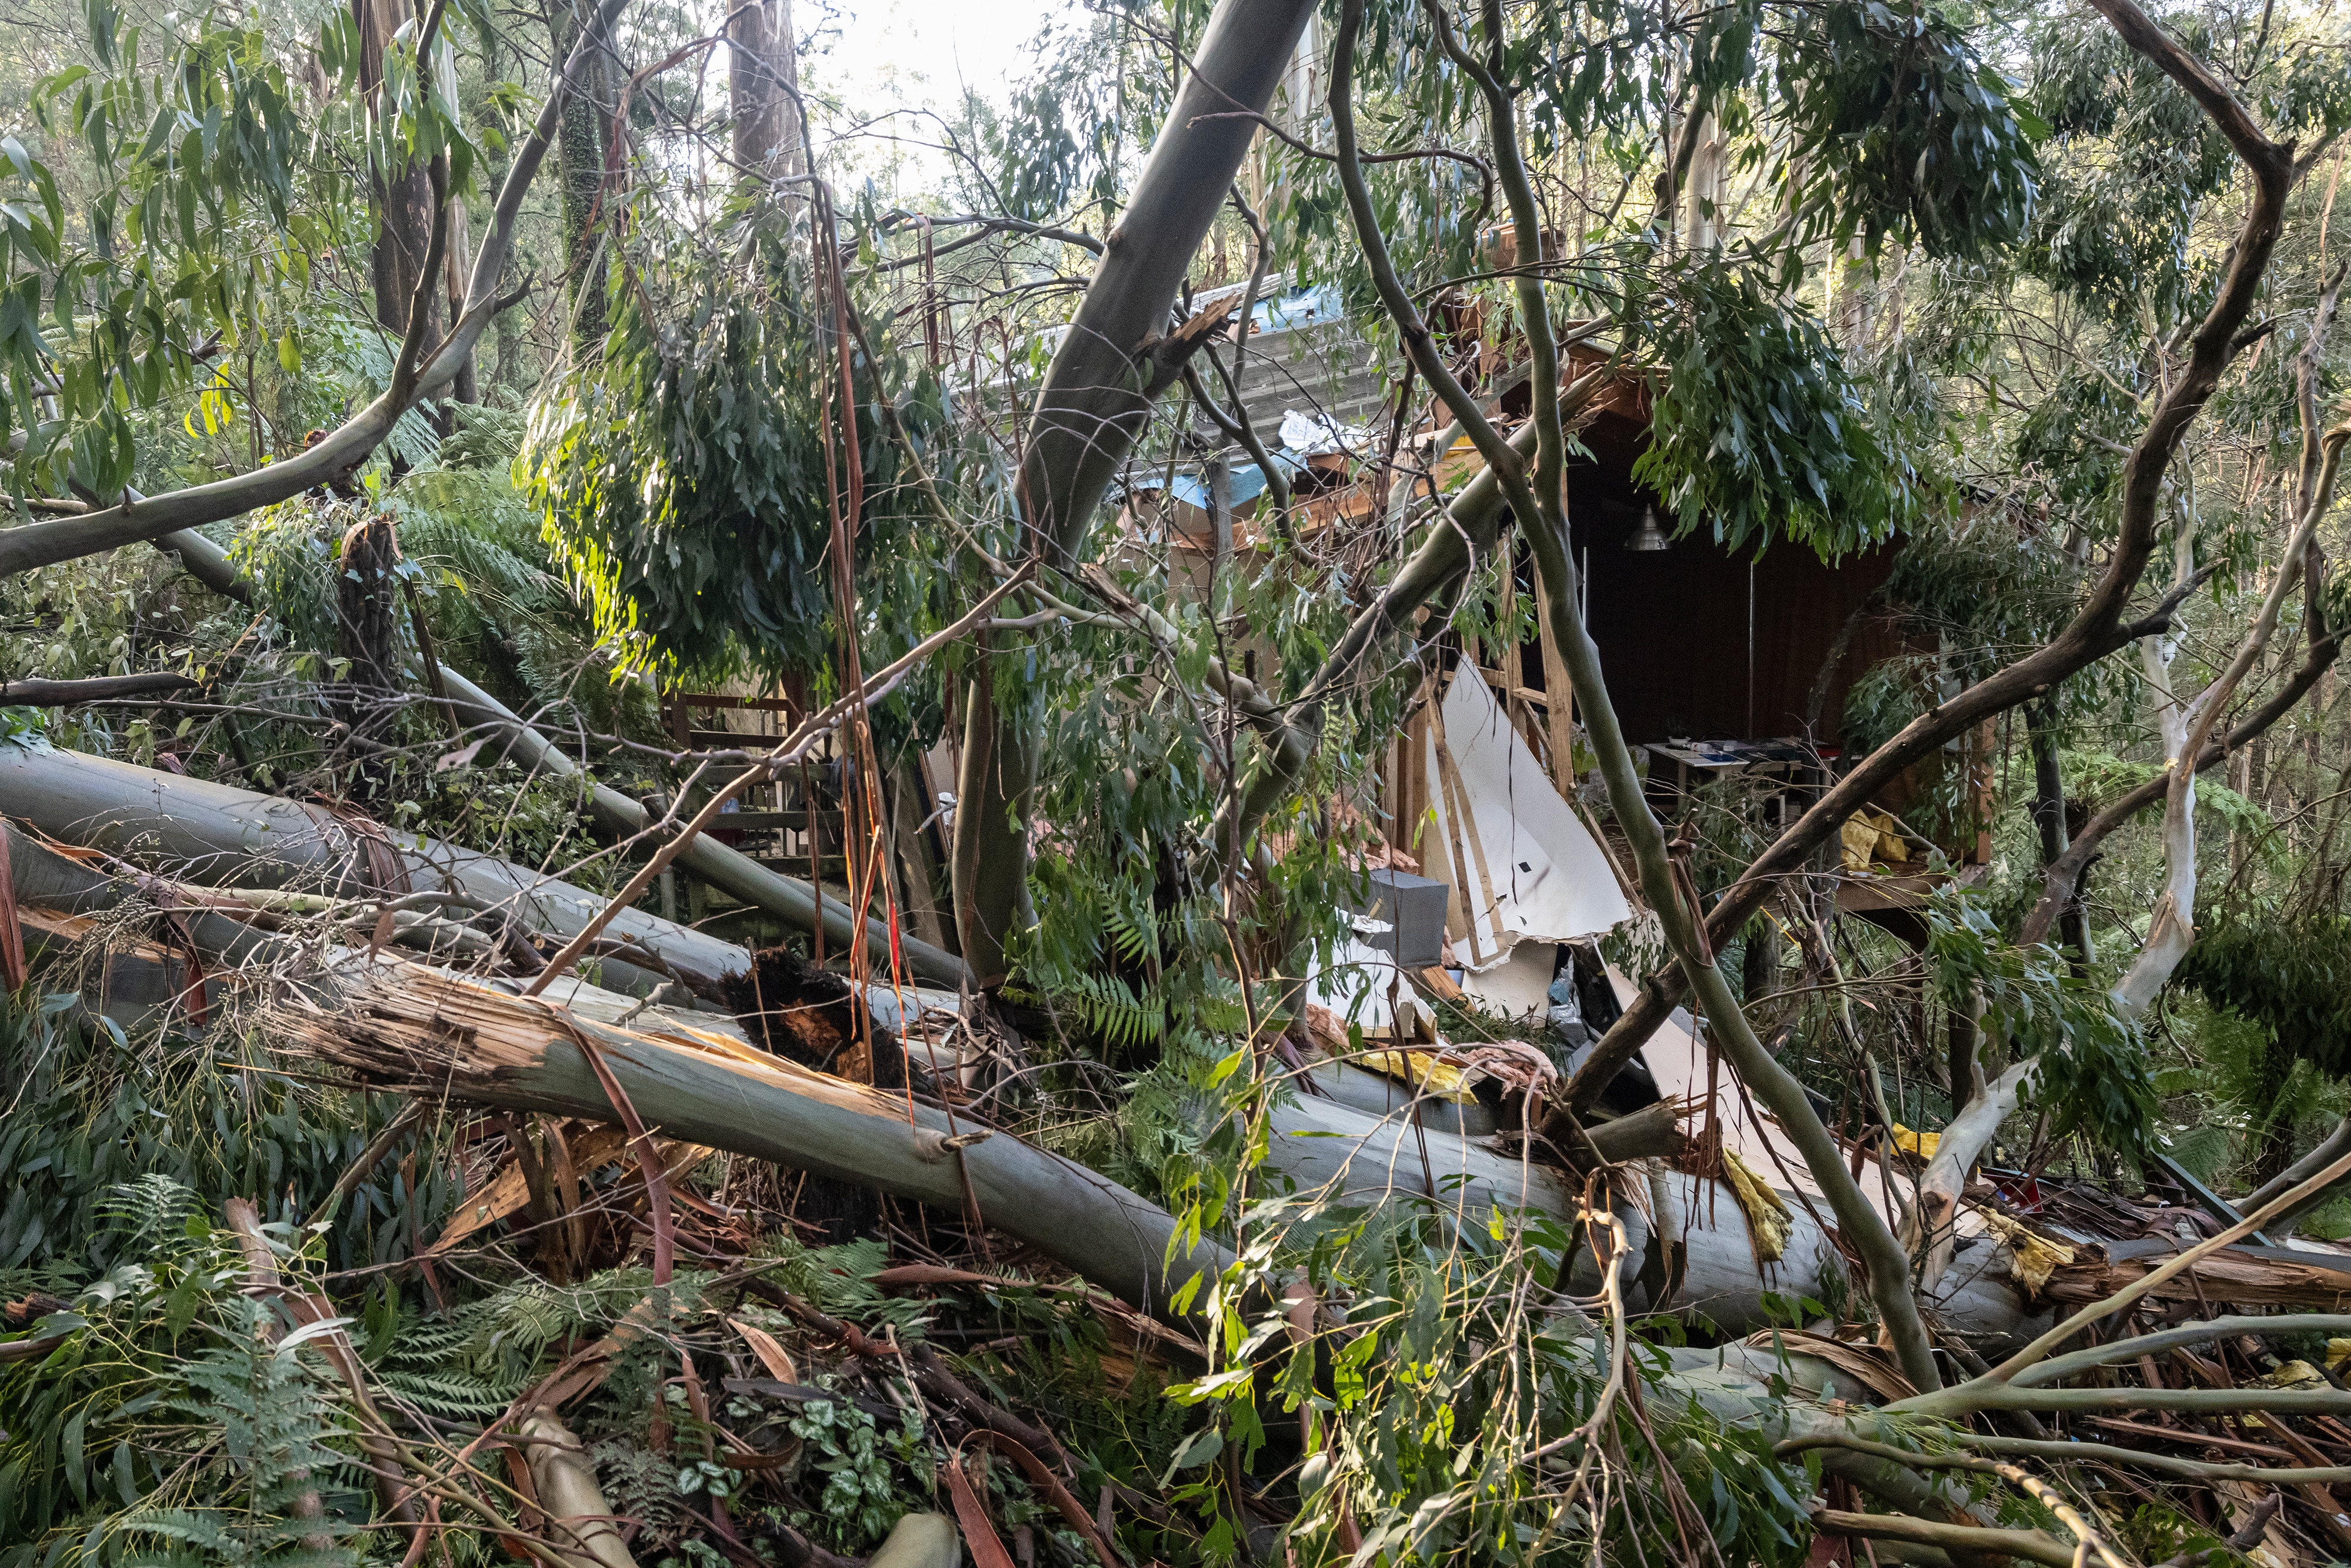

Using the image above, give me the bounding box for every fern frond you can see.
[1067,971,1163,1050]
[96,1175,199,1255]
[1103,904,1157,967]
[377,1366,527,1419]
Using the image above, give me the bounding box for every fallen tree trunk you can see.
[0,743,744,1000]
[2,820,748,1054]
[264,949,2052,1348]
[279,961,1232,1325]
[7,846,2182,1552]
[431,665,967,988]
[141,527,961,989]
[16,782,2340,1562]
[0,810,2057,1356]
[1265,1090,2047,1351]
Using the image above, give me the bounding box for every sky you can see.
[803,0,1061,179]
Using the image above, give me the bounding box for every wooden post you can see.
[1496,545,1534,750]
[1532,560,1577,791]
[1393,684,1432,871]
[1426,682,1502,965]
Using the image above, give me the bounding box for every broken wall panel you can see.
[1419,668,1629,969]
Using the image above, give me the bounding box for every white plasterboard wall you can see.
[1422,669,1629,971]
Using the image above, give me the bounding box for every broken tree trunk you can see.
[333,512,404,771]
[0,802,2062,1357]
[0,819,742,1055]
[280,962,1232,1324]
[0,744,741,1000]
[266,947,2052,1349]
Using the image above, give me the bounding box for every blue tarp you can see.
[1127,448,1311,510]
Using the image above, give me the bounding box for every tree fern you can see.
[2162,1123,2236,1187]
[429,399,528,472]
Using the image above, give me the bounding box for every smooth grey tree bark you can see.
[728,0,805,180]
[0,743,740,999]
[949,0,1323,984]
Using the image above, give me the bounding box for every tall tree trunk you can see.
[356,0,444,366]
[333,513,404,783]
[728,0,804,180]
[949,0,1322,983]
[442,199,478,406]
[2027,698,2092,966]
[550,0,618,357]
[477,23,521,398]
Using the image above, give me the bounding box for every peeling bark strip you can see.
[280,963,1232,1324]
[2035,1248,2351,1312]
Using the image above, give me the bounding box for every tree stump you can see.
[334,512,404,785]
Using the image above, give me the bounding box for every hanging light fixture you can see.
[1625,502,1672,552]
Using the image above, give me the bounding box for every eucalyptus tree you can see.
[1290,0,2345,1379]
[511,0,2350,1195]
[891,0,2351,1405]
[0,0,626,574]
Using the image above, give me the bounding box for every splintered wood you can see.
[280,959,786,1088]
[2039,1245,2351,1312]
